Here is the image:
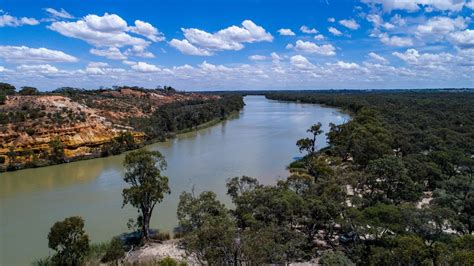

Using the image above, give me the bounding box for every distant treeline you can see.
[131,95,244,141]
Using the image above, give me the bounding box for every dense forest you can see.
[174,90,473,264]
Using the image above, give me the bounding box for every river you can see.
[0,96,349,265]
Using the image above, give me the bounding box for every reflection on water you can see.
[0,96,349,265]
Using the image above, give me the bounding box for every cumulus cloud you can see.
[361,0,466,12]
[392,49,455,67]
[278,28,296,36]
[339,19,360,30]
[367,14,395,30]
[17,64,60,74]
[328,17,335,23]
[169,39,213,56]
[300,25,318,34]
[290,55,316,70]
[368,52,389,64]
[0,14,39,27]
[329,61,361,70]
[314,34,325,40]
[249,55,267,61]
[449,29,474,49]
[0,45,78,63]
[379,33,413,47]
[415,16,468,41]
[130,61,161,72]
[48,13,161,59]
[44,8,74,19]
[90,47,127,60]
[129,20,165,42]
[293,40,336,56]
[175,20,273,55]
[328,27,343,36]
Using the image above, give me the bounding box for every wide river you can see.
[0,96,349,265]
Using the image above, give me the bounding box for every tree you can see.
[19,86,39,95]
[101,237,124,263]
[296,122,323,156]
[0,82,16,95]
[122,149,170,241]
[363,156,422,205]
[177,191,238,264]
[47,216,90,265]
[49,137,65,163]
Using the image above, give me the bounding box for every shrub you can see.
[158,257,187,266]
[101,237,125,263]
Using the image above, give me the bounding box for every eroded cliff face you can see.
[0,95,137,169]
[0,88,220,171]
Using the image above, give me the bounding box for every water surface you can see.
[0,96,349,265]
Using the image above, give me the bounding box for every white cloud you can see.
[0,14,39,27]
[415,16,468,41]
[17,64,59,74]
[314,34,325,40]
[278,28,295,36]
[271,52,282,62]
[180,20,273,53]
[379,33,413,47]
[49,13,149,47]
[330,61,361,70]
[328,17,335,23]
[449,29,474,49]
[125,45,155,58]
[367,14,395,30]
[368,52,389,64]
[328,27,343,36]
[44,8,73,19]
[131,61,161,72]
[339,19,360,30]
[361,0,466,12]
[300,25,318,34]
[392,49,454,66]
[0,45,78,63]
[293,40,336,56]
[129,20,165,42]
[249,55,267,61]
[467,0,474,9]
[169,39,213,56]
[290,55,316,70]
[90,47,127,60]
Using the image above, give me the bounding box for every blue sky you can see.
[0,0,473,91]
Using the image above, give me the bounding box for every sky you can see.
[0,0,473,91]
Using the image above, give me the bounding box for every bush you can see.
[319,250,354,266]
[151,231,171,242]
[101,237,125,263]
[158,257,187,266]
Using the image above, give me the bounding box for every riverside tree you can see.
[122,149,170,241]
[47,216,90,265]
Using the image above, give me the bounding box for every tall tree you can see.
[47,216,90,265]
[122,149,170,241]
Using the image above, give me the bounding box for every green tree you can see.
[47,216,90,265]
[100,237,124,263]
[177,191,238,264]
[19,86,39,95]
[49,137,65,163]
[0,82,16,95]
[319,250,354,266]
[296,122,323,156]
[122,149,170,241]
[363,155,422,205]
